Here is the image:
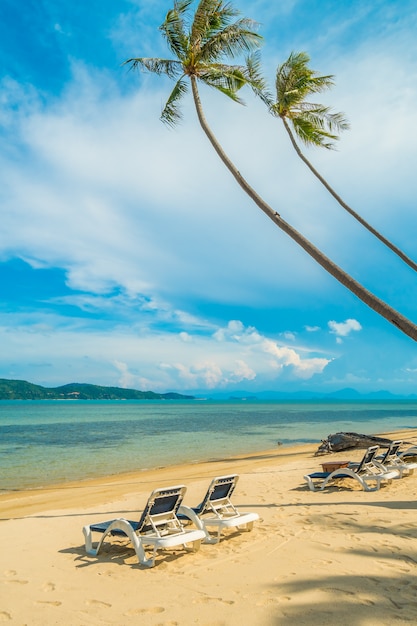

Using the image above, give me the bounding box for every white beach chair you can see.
[398,445,417,461]
[82,485,205,567]
[178,474,259,543]
[375,440,417,478]
[304,446,400,492]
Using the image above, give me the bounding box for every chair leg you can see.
[83,519,152,566]
[304,476,319,491]
[83,525,95,555]
[183,539,202,552]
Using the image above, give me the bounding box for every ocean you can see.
[2,399,417,491]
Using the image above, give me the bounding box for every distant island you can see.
[0,378,194,401]
[209,388,417,401]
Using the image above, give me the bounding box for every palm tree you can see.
[270,50,417,273]
[124,0,417,341]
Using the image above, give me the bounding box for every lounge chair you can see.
[375,440,417,478]
[398,445,417,461]
[177,474,259,543]
[304,446,400,492]
[82,485,206,567]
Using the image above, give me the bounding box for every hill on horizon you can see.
[202,387,417,401]
[0,378,194,401]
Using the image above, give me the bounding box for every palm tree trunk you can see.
[190,76,417,341]
[282,118,417,273]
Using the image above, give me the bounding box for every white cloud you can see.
[232,360,257,382]
[0,313,331,390]
[160,358,256,390]
[213,320,259,343]
[328,319,362,338]
[113,360,137,389]
[261,339,330,379]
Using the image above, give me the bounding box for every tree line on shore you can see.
[0,378,194,400]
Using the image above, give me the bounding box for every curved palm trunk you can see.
[282,118,417,274]
[190,76,417,341]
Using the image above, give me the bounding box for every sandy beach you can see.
[1,428,417,625]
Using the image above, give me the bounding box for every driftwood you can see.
[315,432,395,456]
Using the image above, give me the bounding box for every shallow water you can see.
[2,399,417,490]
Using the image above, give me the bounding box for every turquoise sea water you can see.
[2,399,417,491]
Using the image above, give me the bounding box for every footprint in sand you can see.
[377,560,410,572]
[42,582,56,592]
[0,612,12,622]
[327,587,355,596]
[192,596,234,606]
[255,594,279,608]
[85,600,112,608]
[313,559,334,568]
[3,579,28,585]
[35,601,62,607]
[124,607,165,616]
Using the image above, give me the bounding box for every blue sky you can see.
[1,0,417,395]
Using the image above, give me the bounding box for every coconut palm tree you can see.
[124,0,417,341]
[271,50,417,273]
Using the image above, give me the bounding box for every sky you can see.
[1,0,417,396]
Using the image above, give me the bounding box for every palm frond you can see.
[199,19,262,62]
[201,78,245,104]
[200,64,247,93]
[191,0,240,47]
[244,52,273,107]
[160,0,192,59]
[124,57,183,80]
[161,76,189,127]
[302,73,335,95]
[291,115,339,149]
[297,104,350,134]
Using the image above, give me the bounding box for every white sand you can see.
[1,429,417,625]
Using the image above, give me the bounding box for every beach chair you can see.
[82,485,206,567]
[375,440,417,478]
[304,446,400,492]
[398,445,417,462]
[177,474,259,543]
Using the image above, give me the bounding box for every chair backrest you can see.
[196,475,239,516]
[137,485,187,535]
[355,446,379,474]
[379,440,402,464]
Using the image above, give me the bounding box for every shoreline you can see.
[2,427,416,516]
[0,441,315,518]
